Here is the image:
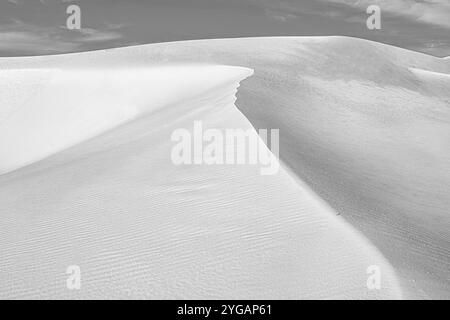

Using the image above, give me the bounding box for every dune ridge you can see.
[1,36,448,299]
[0,41,403,299]
[0,65,253,175]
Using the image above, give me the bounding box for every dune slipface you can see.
[0,36,448,299]
[0,57,400,299]
[0,66,254,175]
[100,36,447,299]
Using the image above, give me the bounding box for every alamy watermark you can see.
[66,4,81,30]
[171,121,280,175]
[366,265,381,290]
[366,5,381,30]
[66,265,81,290]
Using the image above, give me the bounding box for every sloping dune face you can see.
[0,66,253,175]
[0,36,448,299]
[71,36,448,299]
[0,40,404,299]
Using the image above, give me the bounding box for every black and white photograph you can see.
[0,0,449,303]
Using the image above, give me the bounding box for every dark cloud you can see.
[0,0,448,56]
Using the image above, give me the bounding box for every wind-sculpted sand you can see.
[0,36,449,299]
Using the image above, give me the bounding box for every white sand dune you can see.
[0,36,448,299]
[0,66,252,175]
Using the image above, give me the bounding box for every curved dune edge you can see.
[0,56,404,298]
[0,65,254,175]
[97,36,447,299]
[2,36,449,298]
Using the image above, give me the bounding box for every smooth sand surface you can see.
[1,36,449,299]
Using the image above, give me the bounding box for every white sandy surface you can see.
[1,36,449,299]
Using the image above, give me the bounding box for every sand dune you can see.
[0,36,448,299]
[0,65,252,175]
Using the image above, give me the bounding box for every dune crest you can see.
[0,65,252,175]
[0,41,403,299]
[1,36,448,299]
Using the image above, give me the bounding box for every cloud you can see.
[322,0,450,29]
[0,31,80,54]
[0,18,124,56]
[264,8,297,22]
[248,0,358,22]
[77,28,123,42]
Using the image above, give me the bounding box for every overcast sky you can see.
[1,0,449,57]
